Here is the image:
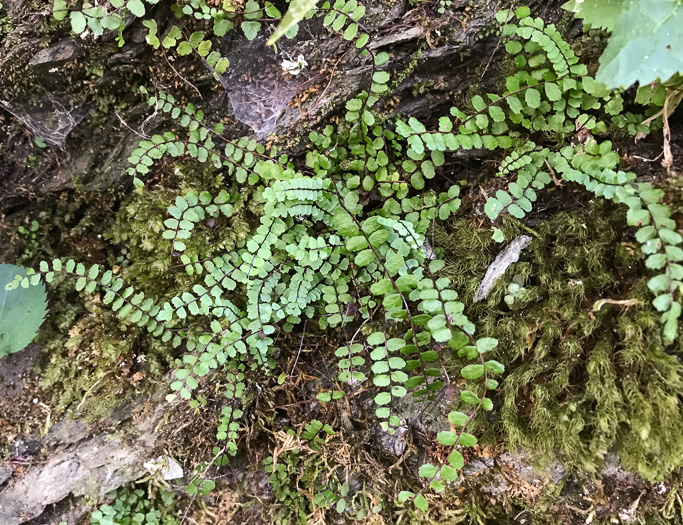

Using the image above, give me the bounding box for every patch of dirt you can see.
[0,345,51,453]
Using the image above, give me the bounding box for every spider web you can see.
[1,92,92,147]
[219,36,310,137]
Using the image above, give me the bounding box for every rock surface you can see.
[0,369,171,525]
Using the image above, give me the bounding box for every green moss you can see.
[37,296,172,418]
[106,162,254,288]
[441,201,683,481]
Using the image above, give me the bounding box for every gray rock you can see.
[43,418,91,447]
[462,456,494,477]
[377,425,408,456]
[500,450,566,485]
[481,473,509,496]
[13,438,40,457]
[29,40,82,68]
[0,465,13,486]
[0,392,172,525]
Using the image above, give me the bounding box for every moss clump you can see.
[441,200,682,481]
[37,294,173,418]
[105,163,254,289]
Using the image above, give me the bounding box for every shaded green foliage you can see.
[90,485,178,525]
[9,3,682,518]
[564,0,683,87]
[395,7,682,343]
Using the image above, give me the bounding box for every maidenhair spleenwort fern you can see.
[9,4,681,515]
[395,7,681,343]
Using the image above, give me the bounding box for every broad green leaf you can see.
[430,479,444,491]
[440,464,458,481]
[505,41,523,54]
[596,0,683,87]
[215,58,230,74]
[373,71,390,84]
[0,265,48,358]
[368,229,390,247]
[197,40,212,57]
[214,19,234,37]
[471,95,485,111]
[367,332,386,345]
[177,41,192,56]
[267,0,319,46]
[374,52,390,66]
[489,106,506,122]
[652,293,671,312]
[343,23,358,41]
[370,278,393,295]
[562,0,625,31]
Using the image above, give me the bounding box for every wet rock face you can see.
[28,39,83,69]
[0,395,171,525]
[0,344,40,399]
